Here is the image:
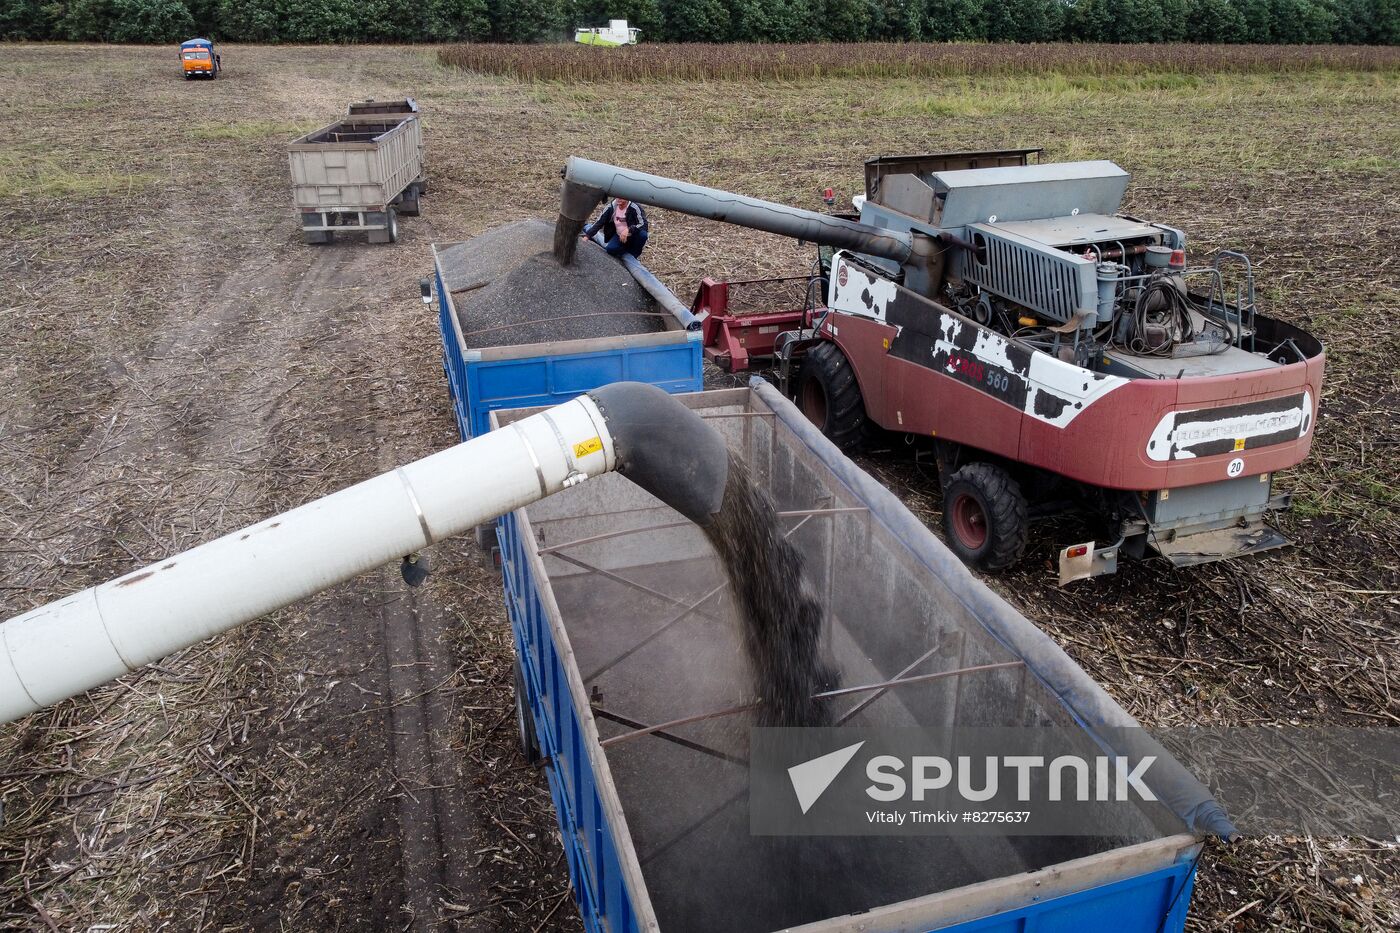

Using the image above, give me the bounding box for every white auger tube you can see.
[0,395,620,723]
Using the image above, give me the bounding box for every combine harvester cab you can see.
[178,38,219,80]
[555,151,1325,582]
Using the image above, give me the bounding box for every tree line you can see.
[1,0,1396,45]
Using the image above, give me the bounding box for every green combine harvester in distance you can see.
[574,19,641,46]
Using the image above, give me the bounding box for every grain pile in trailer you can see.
[437,219,667,348]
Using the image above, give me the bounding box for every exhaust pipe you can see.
[0,383,727,723]
[554,157,915,267]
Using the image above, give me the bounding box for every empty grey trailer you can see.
[288,112,425,244]
[346,97,420,116]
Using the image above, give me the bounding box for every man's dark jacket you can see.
[584,200,649,243]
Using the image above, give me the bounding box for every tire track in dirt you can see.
[193,241,492,931]
[0,45,544,929]
[0,214,364,923]
[376,580,480,926]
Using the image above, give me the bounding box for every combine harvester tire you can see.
[942,462,1028,571]
[800,341,882,452]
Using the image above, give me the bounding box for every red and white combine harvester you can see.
[557,148,1325,582]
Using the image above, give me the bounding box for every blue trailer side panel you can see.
[942,859,1196,933]
[435,259,702,440]
[499,510,640,933]
[464,345,701,438]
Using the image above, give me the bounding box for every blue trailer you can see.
[431,244,702,440]
[476,382,1226,933]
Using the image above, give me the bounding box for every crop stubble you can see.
[0,42,1396,932]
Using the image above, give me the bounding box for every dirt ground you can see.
[0,43,1396,932]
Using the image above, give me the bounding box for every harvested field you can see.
[1,42,1397,932]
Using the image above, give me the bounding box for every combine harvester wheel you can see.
[800,342,882,452]
[942,462,1028,570]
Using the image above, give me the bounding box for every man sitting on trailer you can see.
[582,197,649,259]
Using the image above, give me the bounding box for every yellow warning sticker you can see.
[573,436,603,459]
[1233,438,1246,451]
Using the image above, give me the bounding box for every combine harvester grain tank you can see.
[555,150,1325,582]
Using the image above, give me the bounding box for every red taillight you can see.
[1169,249,1186,269]
[822,187,835,206]
[1066,545,1090,559]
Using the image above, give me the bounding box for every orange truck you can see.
[179,38,220,80]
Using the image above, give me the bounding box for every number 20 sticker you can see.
[1227,457,1245,478]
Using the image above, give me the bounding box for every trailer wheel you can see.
[303,230,331,245]
[473,523,495,550]
[398,184,421,217]
[799,341,880,452]
[474,523,500,570]
[942,463,1028,571]
[366,209,399,245]
[513,658,542,765]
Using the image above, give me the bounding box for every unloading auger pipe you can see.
[0,383,729,724]
[558,157,914,265]
[585,230,701,329]
[622,251,701,329]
